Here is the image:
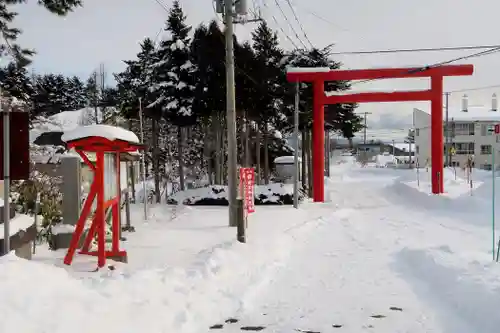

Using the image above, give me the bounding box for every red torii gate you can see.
[287,64,474,202]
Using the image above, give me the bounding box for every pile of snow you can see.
[0,213,35,240]
[167,183,304,206]
[61,124,139,144]
[374,152,397,168]
[403,171,481,199]
[396,247,500,333]
[274,155,298,164]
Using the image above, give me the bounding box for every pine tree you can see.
[84,73,100,122]
[251,21,284,127]
[0,62,33,102]
[149,0,197,126]
[251,21,286,183]
[191,21,226,118]
[190,21,227,184]
[65,76,86,110]
[30,73,68,116]
[0,0,82,64]
[148,1,198,192]
[116,37,156,120]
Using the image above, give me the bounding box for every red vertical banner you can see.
[244,168,255,213]
[239,167,255,214]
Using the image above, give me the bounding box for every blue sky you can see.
[10,0,500,139]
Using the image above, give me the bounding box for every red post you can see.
[112,152,121,253]
[63,180,98,265]
[431,75,444,194]
[312,80,325,202]
[95,152,106,268]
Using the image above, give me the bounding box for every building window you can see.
[416,145,419,154]
[481,145,492,155]
[455,142,474,155]
[416,128,419,136]
[481,124,494,136]
[453,123,475,136]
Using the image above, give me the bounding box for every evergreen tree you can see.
[115,38,156,118]
[251,21,285,128]
[149,0,197,126]
[0,62,33,102]
[234,41,258,116]
[100,87,118,108]
[65,76,86,110]
[85,73,99,108]
[190,21,226,119]
[31,73,68,116]
[0,0,82,64]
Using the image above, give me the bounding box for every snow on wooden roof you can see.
[286,67,331,73]
[61,124,140,144]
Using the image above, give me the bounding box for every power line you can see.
[278,0,346,32]
[271,0,308,49]
[330,44,500,55]
[261,0,299,49]
[284,0,314,48]
[352,46,500,86]
[448,84,500,94]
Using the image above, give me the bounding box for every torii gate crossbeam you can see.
[287,64,474,202]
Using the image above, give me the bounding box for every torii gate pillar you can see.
[287,65,474,202]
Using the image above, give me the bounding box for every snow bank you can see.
[167,183,304,205]
[375,153,397,167]
[395,247,500,333]
[0,254,105,332]
[0,214,35,240]
[274,155,298,164]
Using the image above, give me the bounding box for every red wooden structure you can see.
[63,135,142,268]
[287,64,474,202]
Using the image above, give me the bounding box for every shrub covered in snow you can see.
[166,183,305,206]
[10,145,65,244]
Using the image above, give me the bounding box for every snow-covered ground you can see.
[2,158,500,332]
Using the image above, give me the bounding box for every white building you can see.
[413,98,500,170]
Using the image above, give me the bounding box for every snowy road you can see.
[216,170,445,332]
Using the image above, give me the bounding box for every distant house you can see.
[413,103,500,170]
[387,142,415,156]
[357,142,413,155]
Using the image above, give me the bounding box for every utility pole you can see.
[293,82,299,209]
[2,88,10,254]
[362,112,372,144]
[218,0,260,227]
[444,92,450,166]
[223,0,238,227]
